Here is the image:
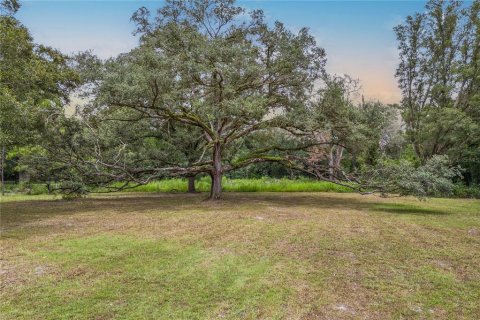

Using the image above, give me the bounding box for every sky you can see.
[17,0,430,104]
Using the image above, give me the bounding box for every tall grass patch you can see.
[118,178,352,193]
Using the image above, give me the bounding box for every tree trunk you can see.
[328,146,344,180]
[333,146,344,175]
[328,148,335,180]
[209,143,222,200]
[187,175,196,193]
[1,144,5,196]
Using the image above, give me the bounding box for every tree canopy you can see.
[394,0,479,162]
[57,0,332,199]
[2,0,478,199]
[0,0,78,193]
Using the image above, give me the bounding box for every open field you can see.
[1,193,479,319]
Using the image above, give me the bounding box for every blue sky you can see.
[17,1,430,103]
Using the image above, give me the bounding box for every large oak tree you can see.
[38,0,464,199]
[76,0,327,199]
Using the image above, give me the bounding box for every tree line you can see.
[1,0,478,200]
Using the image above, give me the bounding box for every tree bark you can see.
[187,175,196,193]
[328,149,334,179]
[1,144,5,196]
[333,146,344,175]
[328,146,344,180]
[209,142,222,200]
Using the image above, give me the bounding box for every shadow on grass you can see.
[370,203,451,215]
[0,193,195,232]
[1,193,451,236]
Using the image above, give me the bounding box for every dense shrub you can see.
[452,184,480,199]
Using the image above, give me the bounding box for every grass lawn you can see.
[1,192,479,319]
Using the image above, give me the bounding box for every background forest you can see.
[1,0,479,199]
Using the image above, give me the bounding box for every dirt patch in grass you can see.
[1,192,479,319]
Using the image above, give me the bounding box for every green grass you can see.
[2,178,352,196]
[119,177,352,193]
[5,179,479,199]
[0,193,59,202]
[3,236,282,319]
[1,193,479,319]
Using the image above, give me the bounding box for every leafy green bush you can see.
[364,155,462,198]
[2,182,49,195]
[452,184,480,199]
[27,183,49,195]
